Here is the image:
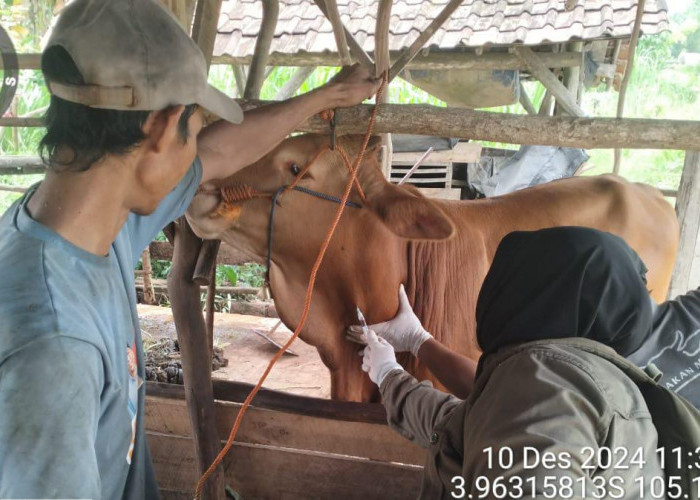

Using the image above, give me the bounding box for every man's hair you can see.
[40,46,197,171]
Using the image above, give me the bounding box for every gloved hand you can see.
[361,329,404,386]
[347,284,433,357]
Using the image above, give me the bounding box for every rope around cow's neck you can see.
[194,72,388,499]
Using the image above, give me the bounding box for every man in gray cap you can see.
[0,0,379,498]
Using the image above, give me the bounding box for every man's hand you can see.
[347,284,433,356]
[360,329,404,386]
[320,63,382,108]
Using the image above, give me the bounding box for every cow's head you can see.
[187,134,455,401]
[188,134,454,254]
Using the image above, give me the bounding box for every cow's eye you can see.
[290,163,301,176]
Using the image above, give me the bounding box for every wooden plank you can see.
[145,395,426,465]
[0,183,28,193]
[514,47,585,117]
[148,432,423,500]
[324,0,352,65]
[392,142,482,163]
[670,151,700,299]
[391,167,449,174]
[416,187,462,200]
[389,0,466,81]
[296,103,700,150]
[244,0,279,99]
[394,178,450,184]
[148,380,390,424]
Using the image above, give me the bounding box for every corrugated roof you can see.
[214,0,669,58]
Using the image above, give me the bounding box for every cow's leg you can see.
[316,341,380,402]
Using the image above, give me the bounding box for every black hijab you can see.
[476,227,652,357]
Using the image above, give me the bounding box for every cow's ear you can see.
[356,148,455,240]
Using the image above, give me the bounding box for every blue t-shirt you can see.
[0,158,202,499]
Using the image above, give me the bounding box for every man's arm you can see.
[198,64,380,184]
[0,337,103,499]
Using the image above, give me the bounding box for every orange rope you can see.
[194,72,387,499]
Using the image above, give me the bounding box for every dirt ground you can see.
[137,304,330,399]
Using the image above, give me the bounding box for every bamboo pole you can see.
[323,0,352,65]
[388,0,465,81]
[244,0,279,99]
[613,0,647,174]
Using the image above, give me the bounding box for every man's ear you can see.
[355,147,455,241]
[142,105,185,153]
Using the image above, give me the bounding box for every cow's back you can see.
[405,174,678,380]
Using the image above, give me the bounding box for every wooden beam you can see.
[670,151,700,299]
[519,83,537,115]
[323,0,352,65]
[13,50,584,72]
[312,0,374,70]
[296,103,700,150]
[388,0,466,81]
[607,40,623,91]
[141,249,156,306]
[0,117,44,127]
[613,0,647,174]
[274,66,315,100]
[244,0,279,99]
[514,47,585,117]
[0,156,46,174]
[0,53,41,70]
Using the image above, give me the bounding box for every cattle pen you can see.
[2,1,700,499]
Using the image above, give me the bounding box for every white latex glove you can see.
[347,284,432,357]
[361,329,404,386]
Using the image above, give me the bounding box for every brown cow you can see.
[187,134,679,402]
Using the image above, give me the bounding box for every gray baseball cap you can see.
[43,0,243,124]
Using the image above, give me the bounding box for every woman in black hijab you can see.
[354,226,662,499]
[476,226,653,357]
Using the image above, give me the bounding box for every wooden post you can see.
[140,248,156,306]
[323,0,352,65]
[244,0,279,99]
[607,40,622,91]
[275,66,316,100]
[375,0,392,178]
[514,47,585,117]
[167,220,222,500]
[613,0,647,174]
[165,0,226,498]
[313,0,374,70]
[670,151,700,299]
[388,0,465,81]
